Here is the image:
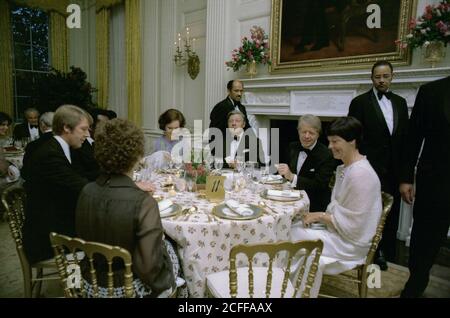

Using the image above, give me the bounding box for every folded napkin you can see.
[261,175,283,183]
[225,199,253,216]
[267,189,301,198]
[158,199,174,215]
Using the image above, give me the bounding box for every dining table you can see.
[152,171,310,297]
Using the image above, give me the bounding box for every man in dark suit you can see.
[21,112,54,182]
[222,110,265,169]
[399,76,450,298]
[70,107,116,182]
[210,80,251,142]
[348,61,409,270]
[23,105,90,264]
[13,108,41,141]
[277,115,336,212]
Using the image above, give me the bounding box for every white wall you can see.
[142,0,207,154]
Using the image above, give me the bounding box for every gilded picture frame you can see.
[270,0,416,73]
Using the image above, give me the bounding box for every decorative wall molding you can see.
[291,90,356,117]
[204,0,227,123]
[241,67,450,89]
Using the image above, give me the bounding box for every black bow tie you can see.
[299,145,311,155]
[233,135,239,141]
[377,91,392,100]
[30,125,38,129]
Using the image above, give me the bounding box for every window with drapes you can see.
[10,4,49,121]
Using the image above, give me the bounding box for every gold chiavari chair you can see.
[49,232,135,298]
[2,186,58,297]
[206,240,324,298]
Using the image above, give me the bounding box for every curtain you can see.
[125,0,141,126]
[109,3,127,118]
[49,12,68,71]
[96,0,123,11]
[96,7,110,109]
[0,0,14,115]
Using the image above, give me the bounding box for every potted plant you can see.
[32,66,98,113]
[397,1,450,67]
[225,26,271,76]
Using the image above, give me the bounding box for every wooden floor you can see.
[1,218,449,298]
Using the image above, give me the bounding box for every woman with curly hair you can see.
[75,118,179,297]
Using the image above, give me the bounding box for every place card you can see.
[206,176,225,202]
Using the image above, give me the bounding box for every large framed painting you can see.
[270,0,416,73]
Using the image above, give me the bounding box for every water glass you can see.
[175,177,187,192]
[214,158,223,171]
[184,170,197,192]
[235,156,244,173]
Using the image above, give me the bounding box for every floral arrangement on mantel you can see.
[225,26,271,71]
[396,0,450,49]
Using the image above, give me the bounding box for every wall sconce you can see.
[174,27,200,80]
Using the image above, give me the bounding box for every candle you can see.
[186,27,190,43]
[192,38,196,53]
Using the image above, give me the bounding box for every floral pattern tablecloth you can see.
[153,174,310,297]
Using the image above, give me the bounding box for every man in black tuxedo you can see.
[210,80,251,142]
[13,108,41,141]
[21,111,54,182]
[222,111,265,169]
[70,108,115,182]
[348,61,409,270]
[277,115,336,212]
[23,105,90,264]
[399,76,450,298]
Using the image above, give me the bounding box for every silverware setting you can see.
[258,201,278,216]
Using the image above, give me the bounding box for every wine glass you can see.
[175,176,187,192]
[173,155,183,171]
[184,170,197,193]
[214,158,223,171]
[234,175,247,202]
[235,156,244,173]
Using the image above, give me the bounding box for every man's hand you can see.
[400,183,415,205]
[276,163,294,182]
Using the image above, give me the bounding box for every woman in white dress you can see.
[291,116,382,296]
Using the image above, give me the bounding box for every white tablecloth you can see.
[153,174,310,297]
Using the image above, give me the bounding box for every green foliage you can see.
[32,66,97,113]
[225,26,271,72]
[397,1,450,49]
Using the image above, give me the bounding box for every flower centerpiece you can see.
[225,26,271,75]
[397,1,450,66]
[183,148,211,186]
